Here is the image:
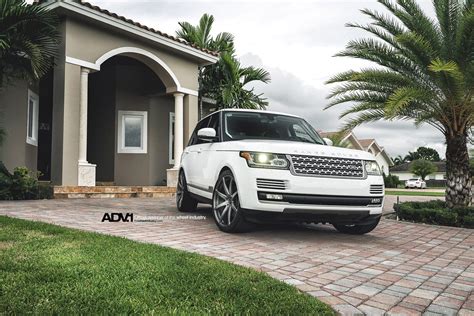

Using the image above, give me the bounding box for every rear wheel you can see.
[212,170,252,233]
[176,171,197,212]
[333,217,380,235]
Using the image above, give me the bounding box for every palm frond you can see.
[326,0,473,140]
[0,0,59,86]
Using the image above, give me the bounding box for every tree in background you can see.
[393,155,406,165]
[0,0,59,147]
[404,151,420,162]
[410,159,438,180]
[392,155,408,165]
[383,173,401,188]
[415,147,441,161]
[325,0,473,208]
[403,147,441,162]
[176,14,270,112]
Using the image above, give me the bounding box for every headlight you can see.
[240,152,289,169]
[365,160,381,175]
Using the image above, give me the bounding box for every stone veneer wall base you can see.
[53,186,176,199]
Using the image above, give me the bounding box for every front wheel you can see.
[176,171,197,212]
[212,170,252,233]
[333,217,380,235]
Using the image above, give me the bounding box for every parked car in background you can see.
[177,109,384,234]
[405,178,427,189]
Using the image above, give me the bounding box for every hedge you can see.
[0,162,53,200]
[394,200,474,229]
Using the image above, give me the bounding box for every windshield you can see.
[223,111,325,145]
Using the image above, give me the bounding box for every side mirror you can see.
[323,137,333,146]
[197,127,217,141]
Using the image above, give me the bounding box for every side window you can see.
[26,90,39,146]
[208,113,220,142]
[188,116,211,146]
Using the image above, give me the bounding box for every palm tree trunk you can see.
[445,134,472,208]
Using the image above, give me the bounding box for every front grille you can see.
[370,184,384,194]
[289,155,364,178]
[256,178,287,190]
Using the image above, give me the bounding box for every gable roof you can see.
[390,161,446,173]
[34,0,219,59]
[358,138,375,149]
[319,131,394,166]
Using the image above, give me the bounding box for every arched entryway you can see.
[76,47,189,186]
[87,56,174,185]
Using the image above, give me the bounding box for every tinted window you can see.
[223,111,324,144]
[208,113,220,142]
[188,115,211,146]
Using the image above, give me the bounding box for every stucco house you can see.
[319,131,393,175]
[390,161,447,185]
[0,0,218,189]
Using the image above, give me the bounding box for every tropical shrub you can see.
[383,174,401,188]
[394,200,474,228]
[0,162,52,200]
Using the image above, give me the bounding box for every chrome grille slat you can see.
[256,179,287,190]
[370,184,384,194]
[289,155,364,178]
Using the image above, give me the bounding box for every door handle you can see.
[197,148,202,154]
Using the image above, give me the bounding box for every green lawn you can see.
[0,216,334,315]
[385,190,445,197]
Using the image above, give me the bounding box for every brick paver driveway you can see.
[0,198,472,316]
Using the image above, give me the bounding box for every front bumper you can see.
[242,208,382,225]
[233,164,384,215]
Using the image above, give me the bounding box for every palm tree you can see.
[392,155,407,165]
[217,53,270,109]
[404,151,420,162]
[176,14,270,112]
[0,0,59,148]
[325,0,473,208]
[0,0,59,87]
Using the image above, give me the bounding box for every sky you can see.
[47,0,449,158]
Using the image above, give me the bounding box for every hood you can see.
[217,140,375,160]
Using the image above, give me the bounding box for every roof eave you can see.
[43,1,219,65]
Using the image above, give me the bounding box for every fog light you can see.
[266,194,283,200]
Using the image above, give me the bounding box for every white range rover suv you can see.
[177,109,384,234]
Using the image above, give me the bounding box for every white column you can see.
[78,67,90,163]
[173,93,184,169]
[77,67,96,186]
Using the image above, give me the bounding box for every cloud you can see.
[30,0,445,158]
[239,53,447,158]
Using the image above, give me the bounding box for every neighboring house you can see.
[0,0,218,187]
[319,131,394,175]
[390,161,447,183]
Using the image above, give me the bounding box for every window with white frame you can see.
[26,90,39,146]
[169,112,175,164]
[117,111,147,154]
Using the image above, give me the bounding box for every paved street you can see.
[0,198,472,315]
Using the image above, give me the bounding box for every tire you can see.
[176,171,197,212]
[212,170,253,233]
[333,217,380,235]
